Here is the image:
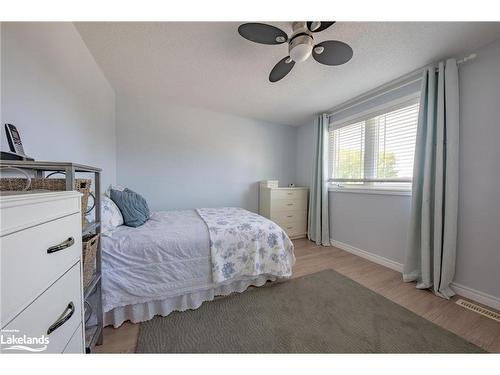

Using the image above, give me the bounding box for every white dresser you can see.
[259,186,309,239]
[0,191,84,353]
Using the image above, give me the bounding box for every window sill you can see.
[328,186,412,196]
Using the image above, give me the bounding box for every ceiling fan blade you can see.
[238,23,288,45]
[307,21,336,33]
[269,57,295,82]
[313,40,353,66]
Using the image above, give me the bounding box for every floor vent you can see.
[456,299,500,322]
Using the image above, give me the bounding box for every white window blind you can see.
[328,100,420,186]
[329,120,365,182]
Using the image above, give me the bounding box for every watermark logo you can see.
[1,329,49,353]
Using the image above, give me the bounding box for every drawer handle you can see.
[47,237,75,254]
[287,215,293,218]
[286,226,293,230]
[286,203,294,206]
[287,192,293,195]
[47,302,75,335]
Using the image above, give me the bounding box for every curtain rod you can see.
[326,53,477,119]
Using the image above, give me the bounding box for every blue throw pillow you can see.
[110,188,151,227]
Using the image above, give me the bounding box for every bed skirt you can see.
[104,275,277,328]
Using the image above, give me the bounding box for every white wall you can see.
[296,121,315,187]
[0,22,297,213]
[1,23,116,191]
[116,95,297,212]
[329,192,411,264]
[295,38,500,305]
[455,38,500,301]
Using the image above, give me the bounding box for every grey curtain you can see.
[308,114,330,246]
[403,59,460,298]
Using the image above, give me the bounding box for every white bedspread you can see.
[101,210,212,313]
[101,209,295,317]
[196,207,295,283]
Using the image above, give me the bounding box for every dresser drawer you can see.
[271,189,308,201]
[272,198,307,212]
[3,263,83,353]
[277,219,307,238]
[275,216,307,232]
[0,191,81,236]
[63,324,84,353]
[271,210,307,224]
[1,213,82,325]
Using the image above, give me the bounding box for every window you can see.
[328,99,420,189]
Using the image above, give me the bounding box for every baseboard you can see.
[450,282,500,311]
[329,239,500,311]
[330,240,403,273]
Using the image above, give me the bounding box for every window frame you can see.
[327,93,420,193]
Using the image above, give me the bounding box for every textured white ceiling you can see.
[75,22,500,126]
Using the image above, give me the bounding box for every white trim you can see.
[330,239,500,310]
[264,187,308,190]
[329,178,412,183]
[328,186,412,196]
[450,283,500,311]
[330,240,403,272]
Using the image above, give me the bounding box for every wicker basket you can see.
[82,233,99,288]
[0,177,92,226]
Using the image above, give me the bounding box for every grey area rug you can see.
[137,269,485,353]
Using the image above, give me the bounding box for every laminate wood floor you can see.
[94,239,500,353]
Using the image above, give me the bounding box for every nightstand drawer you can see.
[272,199,307,212]
[1,213,81,326]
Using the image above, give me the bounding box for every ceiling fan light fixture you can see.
[236,22,352,82]
[309,21,321,32]
[289,35,314,63]
[314,46,325,54]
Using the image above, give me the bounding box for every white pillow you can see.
[104,184,125,197]
[101,195,124,235]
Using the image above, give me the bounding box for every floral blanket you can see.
[196,207,295,283]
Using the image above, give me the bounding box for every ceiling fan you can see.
[237,21,353,82]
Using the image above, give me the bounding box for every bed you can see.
[101,207,295,327]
